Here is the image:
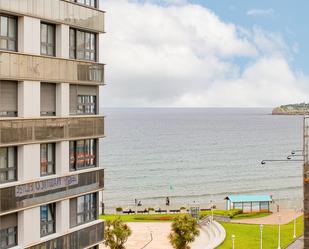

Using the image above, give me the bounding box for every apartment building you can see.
[0,0,105,248]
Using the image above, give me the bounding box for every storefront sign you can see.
[15,175,79,197]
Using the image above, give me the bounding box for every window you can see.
[75,0,97,8]
[70,85,97,115]
[41,23,55,56]
[70,139,96,171]
[0,147,17,184]
[0,81,17,117]
[0,213,17,249]
[0,15,17,51]
[77,95,96,115]
[40,203,56,237]
[70,28,96,61]
[77,193,97,225]
[41,83,56,116]
[40,144,55,176]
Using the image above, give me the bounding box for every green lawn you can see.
[100,209,271,223]
[232,212,271,220]
[100,213,179,222]
[219,216,303,249]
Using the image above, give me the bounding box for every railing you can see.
[0,0,104,33]
[0,116,104,147]
[0,51,104,85]
[25,221,104,249]
[0,169,104,214]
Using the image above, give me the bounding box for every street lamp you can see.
[293,207,297,239]
[278,215,281,249]
[260,224,263,249]
[210,200,214,221]
[232,234,235,249]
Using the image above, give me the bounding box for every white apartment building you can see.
[0,0,105,248]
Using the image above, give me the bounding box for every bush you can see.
[180,207,187,210]
[116,207,123,212]
[148,207,155,211]
[227,209,243,217]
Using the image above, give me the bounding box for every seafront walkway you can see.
[286,236,304,249]
[191,218,226,249]
[100,219,226,249]
[231,209,303,225]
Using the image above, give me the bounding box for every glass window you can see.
[77,193,97,225]
[0,147,17,184]
[70,139,96,171]
[41,23,55,56]
[70,28,96,61]
[75,0,97,8]
[77,95,96,115]
[40,144,55,176]
[40,203,56,237]
[0,227,17,249]
[0,15,17,51]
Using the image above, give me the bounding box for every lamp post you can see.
[278,215,281,249]
[232,234,235,249]
[293,207,297,239]
[210,200,214,221]
[260,224,263,249]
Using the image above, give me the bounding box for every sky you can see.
[100,0,309,107]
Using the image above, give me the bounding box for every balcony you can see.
[0,169,104,214]
[0,0,104,33]
[0,116,104,147]
[0,51,104,85]
[25,221,104,249]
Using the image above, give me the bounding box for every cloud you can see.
[100,1,307,107]
[246,8,274,17]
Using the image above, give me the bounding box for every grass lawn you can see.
[100,213,179,222]
[232,212,271,220]
[100,209,270,223]
[219,216,303,249]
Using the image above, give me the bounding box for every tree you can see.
[169,214,200,249]
[104,218,132,249]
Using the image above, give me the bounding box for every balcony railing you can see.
[0,169,104,214]
[0,116,104,147]
[0,0,104,33]
[0,51,104,85]
[25,221,104,249]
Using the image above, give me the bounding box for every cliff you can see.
[272,103,309,115]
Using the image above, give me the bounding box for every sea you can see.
[99,108,304,211]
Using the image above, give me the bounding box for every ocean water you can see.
[100,108,304,210]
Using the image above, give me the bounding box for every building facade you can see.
[0,0,105,248]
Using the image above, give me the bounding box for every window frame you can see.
[40,143,56,177]
[76,193,97,226]
[40,203,56,237]
[75,0,97,8]
[77,95,97,115]
[0,226,17,249]
[69,28,97,61]
[0,147,17,184]
[0,14,17,52]
[70,139,96,171]
[40,22,56,57]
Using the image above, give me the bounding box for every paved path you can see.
[286,236,304,249]
[231,210,303,225]
[100,222,173,249]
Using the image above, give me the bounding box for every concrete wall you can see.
[18,16,40,55]
[18,81,40,118]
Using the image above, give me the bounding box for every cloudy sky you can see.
[100,0,309,107]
